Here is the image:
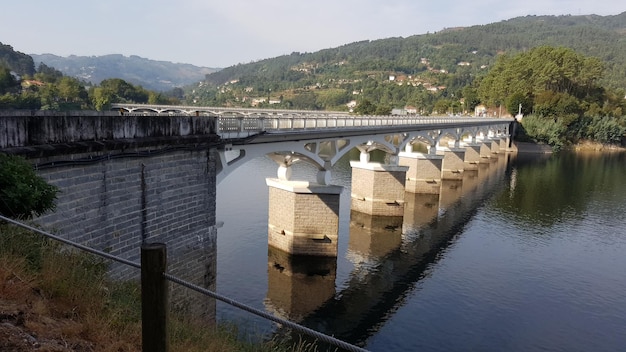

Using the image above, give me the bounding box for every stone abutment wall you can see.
[1,111,221,319]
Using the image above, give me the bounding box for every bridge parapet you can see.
[0,110,219,156]
[217,114,513,139]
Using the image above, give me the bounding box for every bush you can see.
[586,116,626,144]
[568,115,626,145]
[0,153,58,219]
[518,115,567,150]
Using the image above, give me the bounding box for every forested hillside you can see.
[189,12,626,113]
[0,43,35,77]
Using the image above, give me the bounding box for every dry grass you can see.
[572,140,626,152]
[0,224,324,352]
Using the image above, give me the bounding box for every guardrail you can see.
[0,109,513,149]
[217,114,514,138]
[0,215,369,352]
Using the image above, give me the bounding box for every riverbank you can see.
[510,141,554,153]
[570,140,626,152]
[0,224,315,352]
[511,140,626,154]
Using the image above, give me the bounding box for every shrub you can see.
[0,153,58,219]
[586,116,626,144]
[518,115,567,150]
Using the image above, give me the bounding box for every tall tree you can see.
[57,76,83,102]
[0,66,19,94]
[478,46,605,118]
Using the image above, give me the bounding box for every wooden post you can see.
[141,243,169,352]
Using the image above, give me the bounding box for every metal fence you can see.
[0,215,369,352]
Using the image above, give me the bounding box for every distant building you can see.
[347,100,357,112]
[475,104,487,117]
[405,105,417,114]
[251,98,267,107]
[22,79,44,88]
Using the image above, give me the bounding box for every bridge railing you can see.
[0,109,513,149]
[217,114,511,138]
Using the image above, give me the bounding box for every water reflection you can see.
[217,150,626,352]
[269,153,511,347]
[495,151,626,227]
[265,247,336,322]
[348,211,403,260]
[402,192,439,234]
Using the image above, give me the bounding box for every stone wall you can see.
[33,148,218,318]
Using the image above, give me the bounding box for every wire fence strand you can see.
[0,214,370,352]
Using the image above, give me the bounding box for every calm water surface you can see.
[215,151,626,352]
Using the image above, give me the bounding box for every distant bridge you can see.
[111,103,350,117]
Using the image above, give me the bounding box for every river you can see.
[215,150,626,352]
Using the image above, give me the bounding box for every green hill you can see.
[0,43,35,77]
[188,12,626,112]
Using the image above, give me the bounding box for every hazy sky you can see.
[3,1,624,68]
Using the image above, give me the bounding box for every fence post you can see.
[141,242,169,352]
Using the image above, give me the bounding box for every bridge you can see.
[1,105,516,342]
[110,103,514,185]
[0,106,515,258]
[110,102,351,117]
[1,107,514,185]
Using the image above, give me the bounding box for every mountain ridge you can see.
[30,53,220,92]
[184,11,626,110]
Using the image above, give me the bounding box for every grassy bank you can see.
[0,223,321,352]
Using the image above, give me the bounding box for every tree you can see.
[90,87,113,111]
[289,91,320,110]
[0,154,58,219]
[39,84,59,110]
[99,78,149,103]
[353,99,377,115]
[478,46,605,112]
[433,99,452,114]
[505,92,532,116]
[35,63,63,83]
[0,66,19,94]
[461,86,480,114]
[57,76,87,107]
[374,103,392,115]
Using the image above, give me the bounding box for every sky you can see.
[2,1,624,68]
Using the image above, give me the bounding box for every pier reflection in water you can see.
[262,154,510,348]
[265,248,336,322]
